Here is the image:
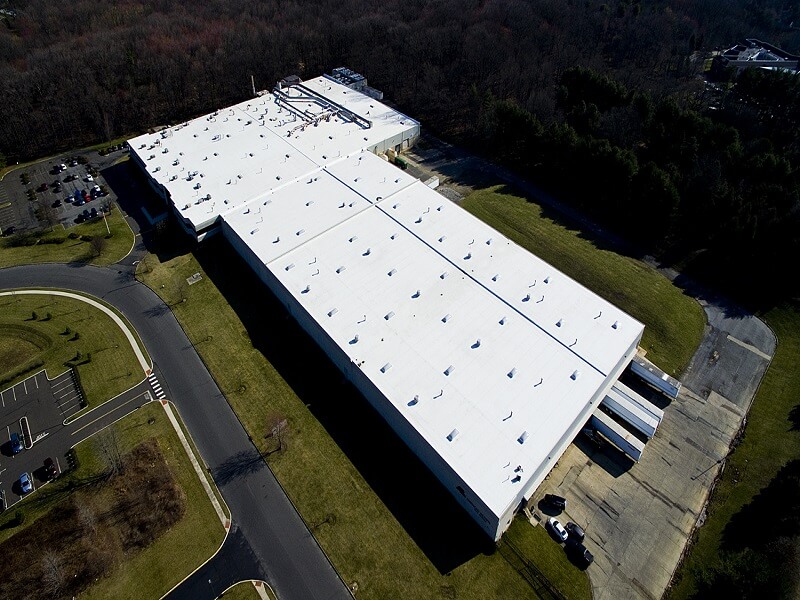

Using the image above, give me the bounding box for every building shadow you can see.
[193,237,495,574]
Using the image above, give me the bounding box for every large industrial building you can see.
[129,72,656,541]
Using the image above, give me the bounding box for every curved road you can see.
[0,258,351,600]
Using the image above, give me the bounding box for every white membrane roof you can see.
[128,76,419,230]
[131,80,643,519]
[221,150,643,517]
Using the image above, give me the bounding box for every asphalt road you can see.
[0,260,351,600]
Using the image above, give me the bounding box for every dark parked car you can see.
[10,432,23,454]
[543,493,567,511]
[90,207,98,218]
[37,182,49,192]
[44,457,58,480]
[566,542,594,565]
[51,199,62,208]
[566,522,585,543]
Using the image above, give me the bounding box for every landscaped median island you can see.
[0,402,226,599]
[668,306,800,599]
[0,292,146,410]
[0,205,134,268]
[461,186,705,376]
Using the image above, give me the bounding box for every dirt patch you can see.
[0,439,186,599]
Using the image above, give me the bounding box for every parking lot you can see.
[0,370,71,508]
[0,366,157,511]
[0,146,126,235]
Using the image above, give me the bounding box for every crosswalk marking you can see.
[148,373,166,399]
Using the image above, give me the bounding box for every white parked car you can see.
[547,517,569,543]
[85,174,93,182]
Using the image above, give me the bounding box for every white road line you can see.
[34,374,38,389]
[23,380,26,394]
[12,387,16,402]
[1,392,4,408]
[71,396,142,436]
[726,334,773,361]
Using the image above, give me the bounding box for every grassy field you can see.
[668,305,800,598]
[139,245,590,600]
[0,206,134,268]
[462,186,705,376]
[0,293,145,407]
[220,581,268,600]
[0,401,225,600]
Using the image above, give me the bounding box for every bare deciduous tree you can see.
[265,415,289,454]
[78,503,98,536]
[89,235,108,257]
[95,428,123,476]
[41,551,66,596]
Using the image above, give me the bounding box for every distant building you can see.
[713,39,800,76]
[129,71,650,541]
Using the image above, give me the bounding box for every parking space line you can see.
[55,388,78,401]
[12,386,15,402]
[57,394,79,408]
[34,373,38,389]
[23,380,27,394]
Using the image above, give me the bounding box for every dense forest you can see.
[1,0,799,302]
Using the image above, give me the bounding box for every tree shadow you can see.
[721,459,800,552]
[789,405,800,431]
[213,449,268,486]
[193,238,494,574]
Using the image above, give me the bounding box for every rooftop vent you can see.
[440,271,448,279]
[499,316,507,325]
[327,308,338,317]
[612,321,620,330]
[350,334,359,344]
[522,294,531,302]
[380,363,392,373]
[517,431,529,444]
[444,365,455,376]
[446,429,460,442]
[415,216,423,224]
[296,229,305,236]
[438,236,446,243]
[408,395,419,407]
[570,370,580,381]
[492,274,500,282]
[301,285,310,294]
[336,266,346,274]
[436,205,443,212]
[411,289,421,299]
[387,268,397,277]
[284,263,295,271]
[544,276,551,284]
[349,235,358,243]
[471,339,481,349]
[556,319,563,327]
[464,252,472,260]
[362,248,371,256]
[508,368,517,379]
[442,314,451,323]
[384,311,395,320]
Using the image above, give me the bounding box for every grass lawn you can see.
[139,245,590,600]
[220,581,268,600]
[0,401,225,600]
[0,206,134,268]
[668,305,800,598]
[462,186,705,376]
[0,293,145,407]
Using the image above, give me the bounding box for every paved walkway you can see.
[0,289,151,374]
